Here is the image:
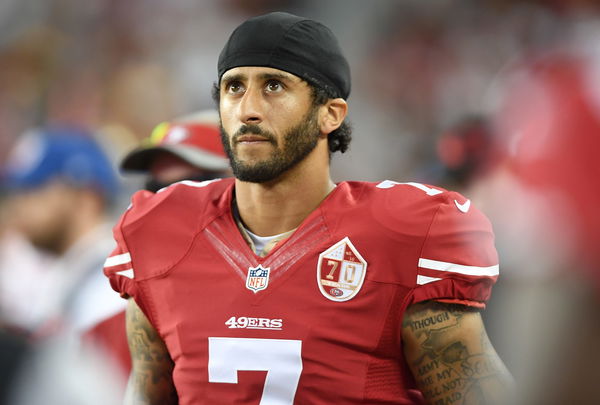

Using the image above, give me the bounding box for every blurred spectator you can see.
[0,126,122,341]
[0,125,124,404]
[432,44,600,405]
[84,109,230,383]
[431,115,498,190]
[424,21,600,401]
[120,109,230,192]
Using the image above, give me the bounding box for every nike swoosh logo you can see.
[454,199,471,213]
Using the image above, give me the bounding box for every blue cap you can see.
[2,126,119,200]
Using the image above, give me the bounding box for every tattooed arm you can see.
[402,301,515,405]
[125,298,178,405]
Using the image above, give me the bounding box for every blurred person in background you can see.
[0,125,124,404]
[431,116,498,193]
[120,109,231,192]
[430,42,600,404]
[0,126,122,343]
[84,109,230,381]
[477,47,600,405]
[434,51,600,405]
[104,12,513,404]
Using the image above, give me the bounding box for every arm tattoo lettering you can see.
[402,302,514,405]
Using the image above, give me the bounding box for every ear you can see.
[319,98,348,137]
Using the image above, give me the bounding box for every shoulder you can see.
[342,180,484,227]
[341,181,498,305]
[333,180,496,263]
[122,178,233,227]
[343,180,453,207]
[113,178,234,280]
[363,180,498,273]
[357,179,468,206]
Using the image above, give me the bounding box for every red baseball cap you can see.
[120,110,229,172]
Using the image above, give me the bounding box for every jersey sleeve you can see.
[412,191,499,308]
[103,216,137,300]
[102,190,155,300]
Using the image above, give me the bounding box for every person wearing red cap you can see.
[120,110,231,193]
[104,12,513,405]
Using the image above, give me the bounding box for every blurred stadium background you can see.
[1,1,600,404]
[2,0,594,183]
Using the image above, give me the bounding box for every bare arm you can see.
[402,301,515,405]
[125,298,178,405]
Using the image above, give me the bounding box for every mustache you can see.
[233,124,277,144]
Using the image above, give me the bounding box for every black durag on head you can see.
[218,11,351,99]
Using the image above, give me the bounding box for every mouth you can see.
[234,134,275,146]
[237,134,268,142]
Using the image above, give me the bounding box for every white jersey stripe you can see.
[104,252,131,268]
[178,179,221,188]
[418,258,499,277]
[116,269,134,279]
[375,180,443,195]
[156,178,222,193]
[417,275,442,285]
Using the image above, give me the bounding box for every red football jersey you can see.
[104,178,498,404]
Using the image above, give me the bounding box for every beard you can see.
[220,106,320,183]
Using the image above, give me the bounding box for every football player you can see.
[105,12,514,404]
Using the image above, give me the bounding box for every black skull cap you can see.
[218,12,351,99]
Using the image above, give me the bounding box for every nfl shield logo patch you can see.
[317,237,367,302]
[246,264,270,293]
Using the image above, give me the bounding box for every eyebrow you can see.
[220,71,300,87]
[220,73,245,87]
[258,72,298,82]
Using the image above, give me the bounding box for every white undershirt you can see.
[243,227,290,255]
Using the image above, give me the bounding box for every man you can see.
[85,110,230,376]
[0,126,125,404]
[104,12,513,404]
[119,109,230,193]
[1,126,121,337]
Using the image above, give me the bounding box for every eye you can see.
[225,81,245,95]
[265,80,284,93]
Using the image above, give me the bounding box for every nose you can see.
[237,85,263,125]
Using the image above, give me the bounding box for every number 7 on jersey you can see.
[208,337,303,405]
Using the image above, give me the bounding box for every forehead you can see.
[220,66,302,84]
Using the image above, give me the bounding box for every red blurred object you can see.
[120,113,229,173]
[493,52,600,285]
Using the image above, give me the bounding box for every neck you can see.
[234,142,334,236]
